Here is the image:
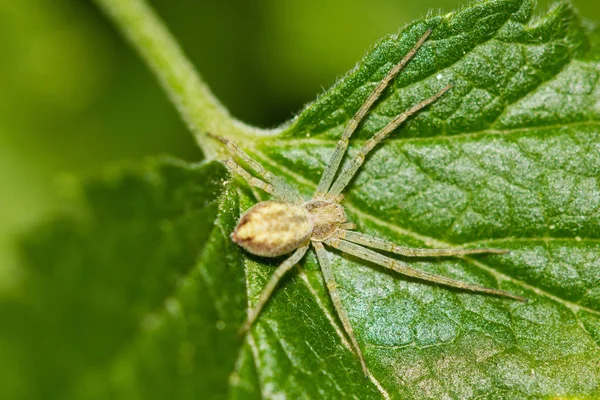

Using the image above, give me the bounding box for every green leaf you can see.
[237,0,600,397]
[3,0,600,398]
[0,159,247,399]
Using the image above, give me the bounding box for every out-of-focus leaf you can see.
[0,159,247,399]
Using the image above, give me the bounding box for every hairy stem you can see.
[93,0,260,158]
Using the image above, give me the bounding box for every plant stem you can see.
[93,0,261,159]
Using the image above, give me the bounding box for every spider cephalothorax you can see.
[212,28,526,377]
[303,200,347,241]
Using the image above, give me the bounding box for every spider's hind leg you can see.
[224,159,275,198]
[209,134,303,204]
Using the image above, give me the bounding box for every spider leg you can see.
[340,230,509,257]
[239,245,309,336]
[327,84,452,197]
[313,241,369,377]
[315,29,433,199]
[340,222,357,230]
[209,134,303,204]
[224,159,276,197]
[325,238,527,302]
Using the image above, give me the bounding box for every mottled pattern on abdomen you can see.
[232,201,312,257]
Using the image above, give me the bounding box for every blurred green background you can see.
[1,0,599,287]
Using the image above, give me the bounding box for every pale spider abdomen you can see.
[232,201,312,257]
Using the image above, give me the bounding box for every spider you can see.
[210,28,526,376]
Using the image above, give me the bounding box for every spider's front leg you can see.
[340,229,509,257]
[325,236,527,302]
[314,28,434,200]
[327,83,452,197]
